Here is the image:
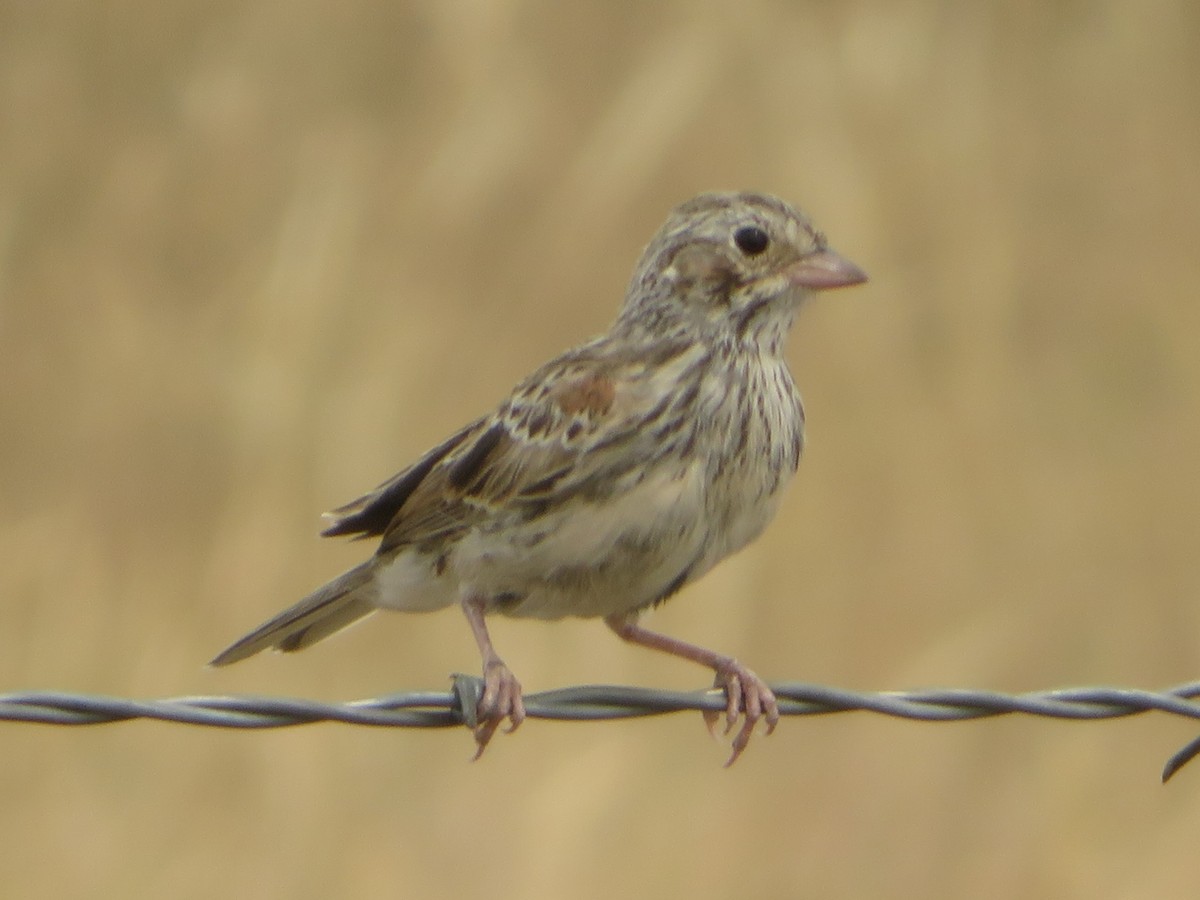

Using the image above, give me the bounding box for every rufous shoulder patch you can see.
[553,374,616,416]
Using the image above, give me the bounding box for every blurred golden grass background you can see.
[2,2,1199,897]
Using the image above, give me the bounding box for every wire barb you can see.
[3,679,1199,780]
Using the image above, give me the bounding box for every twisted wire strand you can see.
[3,678,1199,781]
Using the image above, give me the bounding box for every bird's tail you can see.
[209,562,377,666]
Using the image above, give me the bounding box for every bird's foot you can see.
[470,658,526,759]
[704,659,779,766]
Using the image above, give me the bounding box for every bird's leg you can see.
[461,593,525,759]
[604,612,778,766]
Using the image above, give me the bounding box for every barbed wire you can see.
[4,677,1200,781]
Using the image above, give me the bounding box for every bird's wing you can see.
[325,338,702,556]
[320,418,485,539]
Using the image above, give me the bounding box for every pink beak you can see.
[787,248,868,290]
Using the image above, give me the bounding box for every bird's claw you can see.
[470,659,525,760]
[702,659,779,766]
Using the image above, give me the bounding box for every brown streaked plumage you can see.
[211,191,867,763]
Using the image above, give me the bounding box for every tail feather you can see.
[210,563,377,666]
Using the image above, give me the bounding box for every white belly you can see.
[371,459,710,619]
[454,459,709,619]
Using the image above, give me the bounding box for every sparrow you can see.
[211,191,867,763]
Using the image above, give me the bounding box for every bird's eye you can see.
[733,226,770,256]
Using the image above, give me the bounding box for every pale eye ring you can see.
[733,226,769,256]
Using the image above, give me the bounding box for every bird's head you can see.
[618,192,866,350]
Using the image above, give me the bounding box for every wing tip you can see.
[207,642,258,667]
